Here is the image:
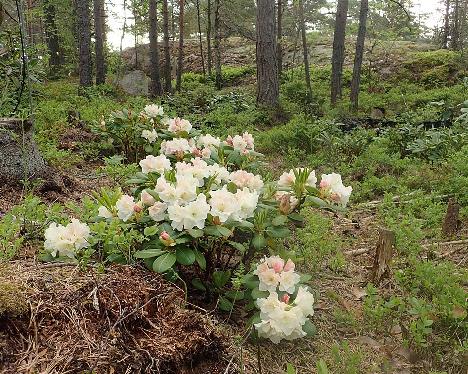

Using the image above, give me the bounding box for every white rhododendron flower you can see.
[197,134,221,150]
[229,170,264,191]
[168,193,210,230]
[139,155,171,174]
[141,129,158,143]
[156,176,178,204]
[143,104,164,118]
[294,286,315,317]
[44,219,91,258]
[140,190,156,206]
[98,206,113,219]
[275,191,299,213]
[176,158,210,187]
[278,169,317,188]
[207,164,230,184]
[167,117,192,133]
[148,201,168,221]
[116,194,136,222]
[278,270,301,294]
[233,188,258,220]
[320,173,353,207]
[161,138,194,156]
[226,132,255,153]
[175,174,199,203]
[209,187,238,222]
[253,258,315,344]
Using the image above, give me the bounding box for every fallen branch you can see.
[344,248,371,256]
[422,239,468,249]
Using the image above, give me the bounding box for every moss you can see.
[0,282,28,317]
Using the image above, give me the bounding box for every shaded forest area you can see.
[1,0,467,373]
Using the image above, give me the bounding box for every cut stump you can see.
[371,229,395,284]
[442,198,460,238]
[0,118,47,184]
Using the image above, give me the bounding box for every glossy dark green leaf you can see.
[152,252,176,273]
[134,248,165,258]
[191,278,207,291]
[213,270,231,289]
[176,247,196,265]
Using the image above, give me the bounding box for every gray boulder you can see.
[118,70,149,96]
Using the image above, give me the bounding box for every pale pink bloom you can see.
[283,259,295,272]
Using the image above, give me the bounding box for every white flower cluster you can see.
[44,219,91,258]
[97,151,262,231]
[253,256,315,344]
[225,132,255,154]
[276,168,352,208]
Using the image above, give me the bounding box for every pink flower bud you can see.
[281,294,290,304]
[320,180,329,189]
[283,259,295,272]
[226,135,233,146]
[272,262,283,273]
[160,231,170,240]
[133,204,143,213]
[330,192,341,202]
[192,148,202,157]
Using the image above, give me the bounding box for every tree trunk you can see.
[43,0,63,74]
[331,0,349,106]
[442,0,450,48]
[207,0,212,76]
[163,0,172,93]
[214,0,222,89]
[149,0,162,96]
[350,0,368,111]
[176,0,185,91]
[298,0,311,96]
[75,0,92,87]
[451,0,460,49]
[256,0,279,107]
[196,0,206,76]
[93,0,106,85]
[371,229,395,284]
[277,0,283,80]
[0,118,47,184]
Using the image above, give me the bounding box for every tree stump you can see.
[0,118,47,184]
[371,229,395,284]
[442,198,460,238]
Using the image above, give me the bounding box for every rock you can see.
[118,70,149,96]
[0,118,48,184]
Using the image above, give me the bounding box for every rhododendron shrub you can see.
[243,256,316,343]
[44,106,352,307]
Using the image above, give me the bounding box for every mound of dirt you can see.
[0,264,227,373]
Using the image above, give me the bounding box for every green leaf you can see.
[226,182,238,193]
[191,278,207,291]
[204,225,222,237]
[213,270,231,289]
[286,363,297,374]
[302,320,317,337]
[152,252,176,273]
[288,213,304,222]
[134,248,165,258]
[266,226,290,238]
[228,241,246,253]
[218,296,233,312]
[252,234,267,250]
[300,274,312,283]
[144,225,159,237]
[225,290,245,301]
[187,228,204,238]
[217,226,232,237]
[251,289,269,299]
[194,249,206,270]
[272,215,288,226]
[242,274,260,289]
[176,247,196,265]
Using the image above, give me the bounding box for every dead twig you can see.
[344,247,370,256]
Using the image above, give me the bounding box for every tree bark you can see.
[298,0,311,96]
[75,0,92,87]
[163,0,172,93]
[214,0,222,89]
[43,0,63,74]
[331,0,349,106]
[149,0,163,96]
[0,118,47,184]
[256,0,279,107]
[176,0,185,91]
[196,0,206,76]
[442,198,460,238]
[350,0,368,111]
[207,0,212,76]
[371,229,395,284]
[277,0,283,80]
[93,0,106,85]
[442,0,450,48]
[451,0,460,49]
